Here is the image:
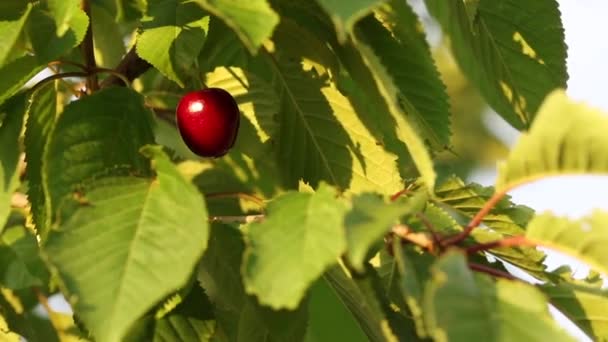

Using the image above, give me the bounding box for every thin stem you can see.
[441,190,507,246]
[89,67,131,87]
[48,59,88,71]
[466,236,536,254]
[209,215,265,224]
[100,47,151,88]
[468,262,517,280]
[389,188,410,202]
[80,0,98,92]
[205,192,266,211]
[30,72,89,93]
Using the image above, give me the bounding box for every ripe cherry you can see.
[175,88,240,157]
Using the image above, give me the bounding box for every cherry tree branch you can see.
[441,190,507,246]
[100,47,151,88]
[465,236,536,254]
[80,0,98,92]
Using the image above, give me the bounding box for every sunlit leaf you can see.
[243,184,346,309]
[497,90,608,191]
[44,146,210,342]
[426,0,567,129]
[424,252,575,341]
[194,0,279,54]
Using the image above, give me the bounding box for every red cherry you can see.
[175,88,240,157]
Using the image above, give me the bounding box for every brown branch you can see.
[466,236,536,254]
[80,0,98,92]
[468,262,517,280]
[441,190,507,246]
[100,47,151,88]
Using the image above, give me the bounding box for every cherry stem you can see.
[441,190,507,246]
[205,192,266,212]
[466,236,536,254]
[209,215,264,224]
[80,0,98,92]
[468,262,517,280]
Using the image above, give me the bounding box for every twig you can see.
[389,188,410,202]
[466,236,536,254]
[48,59,88,71]
[209,215,265,224]
[100,47,151,88]
[80,0,98,92]
[441,190,507,246]
[468,262,517,280]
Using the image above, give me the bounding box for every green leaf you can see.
[314,0,384,43]
[137,0,210,87]
[425,0,567,129]
[2,226,46,279]
[434,176,547,277]
[198,16,250,73]
[390,241,435,338]
[243,184,347,309]
[0,56,45,107]
[266,57,403,193]
[344,191,426,271]
[343,30,436,189]
[436,175,534,236]
[525,211,608,276]
[91,3,125,68]
[497,90,608,191]
[152,285,216,341]
[44,146,210,342]
[305,277,368,342]
[48,0,80,36]
[0,245,41,290]
[194,0,279,54]
[424,252,575,342]
[27,4,89,62]
[199,224,308,342]
[324,265,417,342]
[357,0,451,149]
[24,84,57,237]
[0,225,48,290]
[41,87,155,237]
[0,94,26,229]
[541,279,608,341]
[0,3,31,67]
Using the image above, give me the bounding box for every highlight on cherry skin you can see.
[175,88,241,157]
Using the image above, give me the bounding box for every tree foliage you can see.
[0,0,606,341]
